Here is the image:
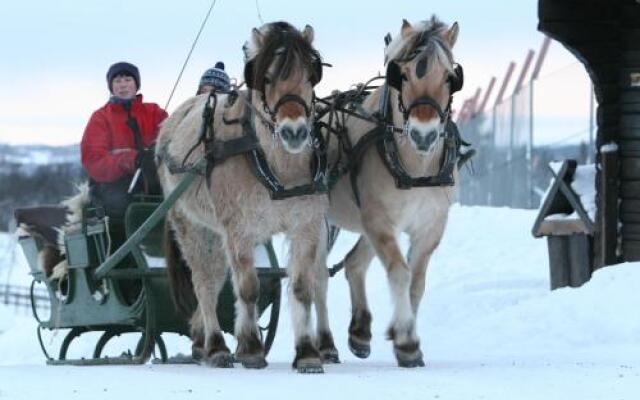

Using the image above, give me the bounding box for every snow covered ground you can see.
[1,205,639,400]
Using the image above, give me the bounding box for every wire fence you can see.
[0,283,50,315]
[457,62,595,209]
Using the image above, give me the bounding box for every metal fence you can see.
[0,283,49,315]
[457,62,594,209]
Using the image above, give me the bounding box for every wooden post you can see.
[600,147,619,267]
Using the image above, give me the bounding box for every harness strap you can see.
[331,82,462,207]
[164,90,328,200]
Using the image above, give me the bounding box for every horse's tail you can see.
[164,221,198,317]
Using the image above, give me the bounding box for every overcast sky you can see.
[0,0,586,146]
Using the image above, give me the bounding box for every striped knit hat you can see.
[199,61,231,92]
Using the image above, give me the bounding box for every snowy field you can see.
[1,205,639,400]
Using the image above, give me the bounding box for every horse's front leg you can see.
[226,235,266,369]
[313,224,340,364]
[407,218,447,315]
[289,224,324,373]
[361,212,424,368]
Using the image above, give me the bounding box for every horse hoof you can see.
[394,343,424,368]
[395,349,425,368]
[237,355,268,369]
[320,349,341,364]
[295,358,324,374]
[397,356,425,368]
[205,352,234,368]
[192,347,205,363]
[348,337,371,359]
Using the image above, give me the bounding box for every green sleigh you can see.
[18,164,285,365]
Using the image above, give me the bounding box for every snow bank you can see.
[0,206,639,400]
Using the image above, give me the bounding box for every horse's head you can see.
[243,21,323,154]
[384,16,462,155]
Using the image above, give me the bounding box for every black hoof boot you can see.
[320,348,341,364]
[317,331,340,364]
[394,342,425,368]
[236,354,268,369]
[348,310,372,359]
[202,332,234,368]
[293,337,324,374]
[192,346,205,363]
[235,332,267,369]
[191,329,205,362]
[348,336,371,359]
[205,351,234,368]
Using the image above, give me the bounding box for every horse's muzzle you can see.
[278,119,310,153]
[407,119,440,154]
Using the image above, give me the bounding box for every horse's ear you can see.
[401,19,412,38]
[445,22,459,48]
[302,25,315,44]
[252,27,264,47]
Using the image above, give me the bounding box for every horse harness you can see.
[323,61,466,208]
[160,90,328,201]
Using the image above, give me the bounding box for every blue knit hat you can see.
[106,61,140,93]
[199,62,231,92]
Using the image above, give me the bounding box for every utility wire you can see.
[165,0,219,110]
[255,0,265,24]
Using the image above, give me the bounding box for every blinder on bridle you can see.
[243,53,324,92]
[243,48,324,123]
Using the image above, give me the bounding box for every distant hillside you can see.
[0,143,85,231]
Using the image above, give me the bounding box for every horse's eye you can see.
[416,57,428,79]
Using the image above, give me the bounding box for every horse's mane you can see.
[244,21,321,90]
[384,16,454,75]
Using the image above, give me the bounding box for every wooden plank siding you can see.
[538,0,640,265]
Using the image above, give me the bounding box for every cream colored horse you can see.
[158,21,330,373]
[317,16,461,368]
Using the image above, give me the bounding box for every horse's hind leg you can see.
[170,214,233,367]
[226,238,267,369]
[314,228,340,364]
[362,216,423,368]
[289,226,324,373]
[342,236,375,359]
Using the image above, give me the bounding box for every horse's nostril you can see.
[410,129,421,142]
[295,125,309,140]
[426,130,437,143]
[280,126,294,141]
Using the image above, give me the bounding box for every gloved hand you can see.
[135,147,162,195]
[136,147,157,172]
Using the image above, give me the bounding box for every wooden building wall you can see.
[538,0,640,264]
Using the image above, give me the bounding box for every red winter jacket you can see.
[81,95,168,183]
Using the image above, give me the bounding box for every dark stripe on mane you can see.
[396,17,453,68]
[251,21,321,90]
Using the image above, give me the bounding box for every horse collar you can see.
[379,84,458,188]
[344,83,460,207]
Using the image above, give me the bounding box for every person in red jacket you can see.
[81,61,168,219]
